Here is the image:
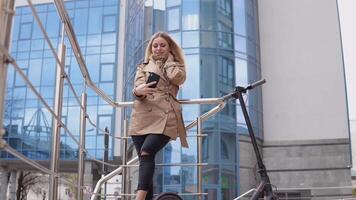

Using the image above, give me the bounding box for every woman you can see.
[129,32,188,200]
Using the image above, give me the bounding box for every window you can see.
[203,137,208,160]
[40,86,55,99]
[17,40,31,52]
[167,8,180,31]
[99,82,114,96]
[218,0,232,17]
[86,55,100,83]
[87,34,101,46]
[101,53,115,63]
[15,69,27,87]
[21,14,33,23]
[100,63,114,82]
[167,0,181,7]
[19,22,32,39]
[9,118,24,136]
[28,59,42,86]
[41,59,56,86]
[182,0,199,30]
[101,33,116,45]
[31,39,44,50]
[218,56,234,86]
[103,15,116,33]
[45,12,60,37]
[221,139,229,159]
[182,31,199,48]
[32,13,47,39]
[217,22,233,48]
[88,7,103,34]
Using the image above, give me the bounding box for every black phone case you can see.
[146,72,160,88]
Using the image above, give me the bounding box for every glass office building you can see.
[123,0,262,199]
[2,0,119,160]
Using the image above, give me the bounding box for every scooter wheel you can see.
[154,192,183,200]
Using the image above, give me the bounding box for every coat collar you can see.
[142,53,175,81]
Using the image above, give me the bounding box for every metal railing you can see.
[90,99,229,200]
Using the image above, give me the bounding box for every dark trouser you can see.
[131,134,171,200]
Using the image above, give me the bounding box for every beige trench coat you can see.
[128,54,188,148]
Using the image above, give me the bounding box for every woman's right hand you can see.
[134,82,157,97]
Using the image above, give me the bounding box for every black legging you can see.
[131,134,171,200]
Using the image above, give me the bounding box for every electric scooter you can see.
[155,80,278,200]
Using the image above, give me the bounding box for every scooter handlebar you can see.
[246,79,266,90]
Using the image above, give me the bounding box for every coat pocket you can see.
[131,111,168,134]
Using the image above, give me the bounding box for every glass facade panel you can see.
[19,23,32,39]
[103,15,117,32]
[167,8,180,31]
[88,7,103,34]
[3,0,120,160]
[74,8,89,35]
[182,31,199,47]
[167,0,181,7]
[182,0,199,30]
[100,63,114,82]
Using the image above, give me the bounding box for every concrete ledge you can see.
[262,138,352,196]
[263,138,351,170]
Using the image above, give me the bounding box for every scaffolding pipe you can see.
[49,24,66,200]
[78,93,87,200]
[197,117,203,200]
[0,0,15,150]
[121,120,129,200]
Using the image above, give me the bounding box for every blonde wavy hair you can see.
[144,32,186,66]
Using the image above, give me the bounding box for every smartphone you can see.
[146,72,160,88]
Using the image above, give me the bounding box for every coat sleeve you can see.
[163,62,186,86]
[132,64,147,100]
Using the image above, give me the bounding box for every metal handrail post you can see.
[121,120,129,200]
[0,0,15,150]
[197,117,203,200]
[78,92,87,200]
[49,24,66,200]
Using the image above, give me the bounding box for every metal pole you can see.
[78,92,87,200]
[121,120,128,200]
[49,24,66,200]
[102,127,109,199]
[0,0,15,150]
[197,117,203,200]
[103,127,109,174]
